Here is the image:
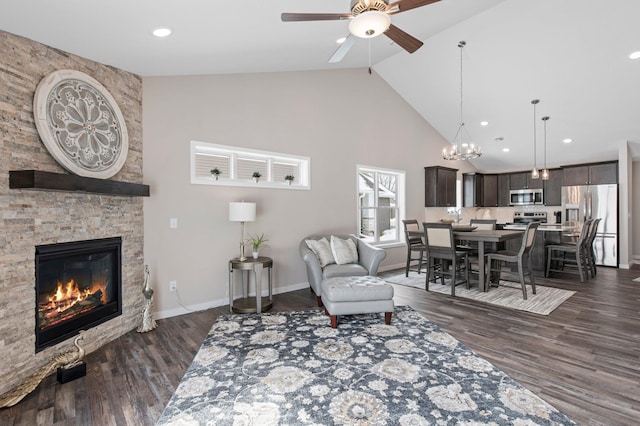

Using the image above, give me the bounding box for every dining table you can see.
[409,228,524,292]
[452,228,524,292]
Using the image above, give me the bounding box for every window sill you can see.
[192,176,310,190]
[371,241,405,250]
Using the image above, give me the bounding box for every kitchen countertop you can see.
[502,223,576,232]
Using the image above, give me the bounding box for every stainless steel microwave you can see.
[509,189,543,206]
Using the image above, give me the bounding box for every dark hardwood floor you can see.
[2,266,639,425]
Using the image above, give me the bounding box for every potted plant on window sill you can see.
[284,175,295,185]
[210,167,221,180]
[248,233,269,259]
[252,171,262,183]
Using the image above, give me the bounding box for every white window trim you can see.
[356,164,406,247]
[190,140,311,190]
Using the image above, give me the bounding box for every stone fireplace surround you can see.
[0,30,144,396]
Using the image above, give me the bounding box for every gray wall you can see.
[142,70,462,317]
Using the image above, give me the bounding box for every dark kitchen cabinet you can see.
[425,166,457,207]
[483,174,498,207]
[510,171,543,190]
[588,162,618,184]
[562,162,618,186]
[543,168,563,206]
[462,173,483,207]
[462,173,498,207]
[562,165,588,186]
[497,174,510,207]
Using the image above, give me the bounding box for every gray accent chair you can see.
[299,234,387,306]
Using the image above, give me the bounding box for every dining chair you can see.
[402,219,427,277]
[545,219,592,283]
[486,222,539,299]
[422,222,470,296]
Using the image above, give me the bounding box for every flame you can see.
[41,278,108,322]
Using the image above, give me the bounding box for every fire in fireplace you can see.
[35,237,122,352]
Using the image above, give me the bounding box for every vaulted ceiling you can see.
[2,0,639,171]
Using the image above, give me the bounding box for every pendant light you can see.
[530,99,540,179]
[442,41,482,160]
[541,116,550,180]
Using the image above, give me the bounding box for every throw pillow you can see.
[305,238,335,268]
[330,235,359,265]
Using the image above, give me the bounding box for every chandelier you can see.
[443,41,482,160]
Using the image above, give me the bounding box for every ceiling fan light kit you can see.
[348,11,391,38]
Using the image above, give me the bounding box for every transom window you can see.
[191,141,310,189]
[357,165,405,245]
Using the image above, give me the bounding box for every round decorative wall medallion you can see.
[33,69,129,179]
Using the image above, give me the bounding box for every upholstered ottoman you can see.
[321,275,394,328]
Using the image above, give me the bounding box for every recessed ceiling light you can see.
[336,37,347,44]
[502,148,510,152]
[629,51,640,60]
[480,121,489,126]
[152,28,172,38]
[563,138,573,144]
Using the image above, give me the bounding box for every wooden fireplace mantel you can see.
[9,170,150,197]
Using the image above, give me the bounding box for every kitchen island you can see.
[500,223,577,277]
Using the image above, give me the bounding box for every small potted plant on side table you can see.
[210,167,221,180]
[284,175,295,185]
[252,171,262,183]
[248,233,268,259]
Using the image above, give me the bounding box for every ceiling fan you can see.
[281,0,441,63]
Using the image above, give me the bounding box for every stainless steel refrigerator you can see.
[562,184,618,266]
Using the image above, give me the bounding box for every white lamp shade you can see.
[229,202,256,222]
[348,11,391,39]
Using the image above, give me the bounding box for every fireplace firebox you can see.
[35,237,122,352]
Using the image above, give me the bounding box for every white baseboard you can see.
[380,262,405,272]
[154,281,310,320]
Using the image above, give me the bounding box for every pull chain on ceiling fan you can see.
[281,0,441,63]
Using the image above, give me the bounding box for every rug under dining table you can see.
[157,306,575,425]
[382,271,575,315]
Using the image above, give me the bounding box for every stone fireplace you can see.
[0,29,144,397]
[35,237,123,352]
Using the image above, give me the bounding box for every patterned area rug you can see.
[383,272,575,315]
[157,306,575,425]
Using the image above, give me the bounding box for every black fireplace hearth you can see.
[35,237,122,352]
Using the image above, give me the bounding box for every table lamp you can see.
[229,201,256,261]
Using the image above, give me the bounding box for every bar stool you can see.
[402,219,426,277]
[545,219,592,283]
[585,218,601,278]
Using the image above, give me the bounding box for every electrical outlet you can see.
[169,280,177,292]
[170,218,178,229]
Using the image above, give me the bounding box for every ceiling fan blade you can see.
[387,0,441,14]
[281,13,352,22]
[384,24,423,53]
[328,35,356,63]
